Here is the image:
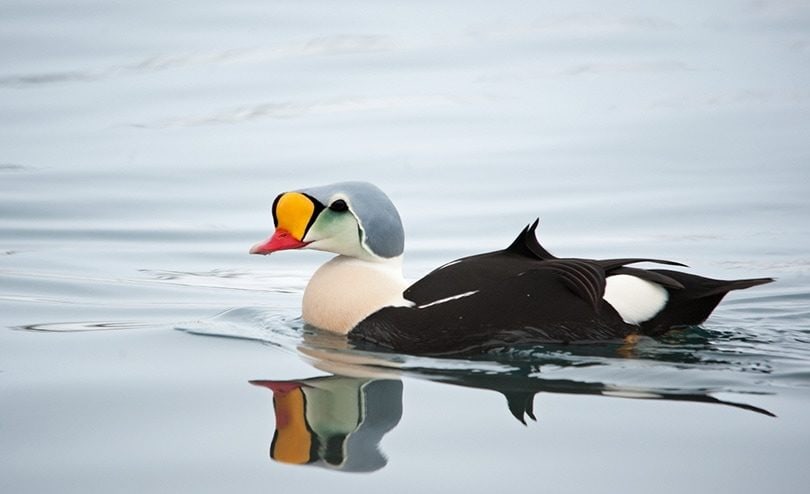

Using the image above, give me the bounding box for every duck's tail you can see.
[640,271,774,335]
[698,276,775,296]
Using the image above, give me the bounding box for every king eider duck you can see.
[250,181,773,356]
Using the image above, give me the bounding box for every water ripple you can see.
[0,34,394,88]
[128,95,456,128]
[14,320,158,332]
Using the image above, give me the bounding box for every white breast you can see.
[603,274,669,325]
[302,255,409,334]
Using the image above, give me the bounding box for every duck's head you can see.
[250,181,404,261]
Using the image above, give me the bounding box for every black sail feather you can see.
[506,219,556,260]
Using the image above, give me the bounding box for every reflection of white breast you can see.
[304,377,365,436]
[603,274,669,325]
[303,255,410,334]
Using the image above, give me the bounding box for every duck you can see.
[249,181,773,355]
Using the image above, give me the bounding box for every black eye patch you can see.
[329,199,349,212]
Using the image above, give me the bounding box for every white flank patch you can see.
[603,274,669,325]
[418,290,479,309]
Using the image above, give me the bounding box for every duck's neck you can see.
[302,255,409,334]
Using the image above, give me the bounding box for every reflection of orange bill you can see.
[270,387,312,464]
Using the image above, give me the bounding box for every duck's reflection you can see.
[251,364,773,472]
[250,377,402,472]
[246,325,777,472]
[410,366,775,424]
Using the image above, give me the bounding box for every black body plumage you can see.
[350,220,773,355]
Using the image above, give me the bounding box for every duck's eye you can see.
[329,199,348,212]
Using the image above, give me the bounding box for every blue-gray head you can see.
[249,181,404,260]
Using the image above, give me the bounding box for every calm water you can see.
[2,1,810,492]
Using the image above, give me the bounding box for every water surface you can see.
[2,1,810,493]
